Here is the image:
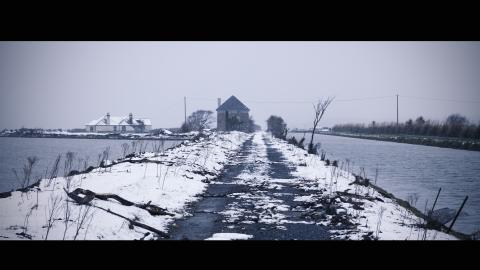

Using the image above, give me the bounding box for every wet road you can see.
[169,133,331,240]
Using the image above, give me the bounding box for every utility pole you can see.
[396,94,399,126]
[184,96,187,124]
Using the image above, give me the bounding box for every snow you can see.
[267,134,459,240]
[294,195,316,202]
[0,130,461,240]
[0,131,249,240]
[40,130,188,139]
[205,233,253,240]
[218,133,293,226]
[86,115,151,126]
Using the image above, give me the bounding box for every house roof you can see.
[216,96,250,112]
[86,115,151,126]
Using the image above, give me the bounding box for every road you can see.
[169,132,331,240]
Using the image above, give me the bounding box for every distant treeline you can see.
[332,114,480,140]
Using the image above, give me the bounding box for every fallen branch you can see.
[336,191,380,202]
[93,205,170,239]
[65,188,174,216]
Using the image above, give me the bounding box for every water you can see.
[2,135,479,235]
[290,133,480,235]
[0,137,183,193]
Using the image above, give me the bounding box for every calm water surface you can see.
[289,133,480,235]
[2,135,479,235]
[0,137,183,193]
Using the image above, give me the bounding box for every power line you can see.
[187,96,394,104]
[187,95,480,104]
[335,96,393,102]
[401,95,480,104]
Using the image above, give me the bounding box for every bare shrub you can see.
[13,156,39,189]
[62,197,72,240]
[144,163,148,179]
[138,140,144,154]
[73,204,94,240]
[308,97,334,154]
[83,210,96,240]
[44,193,62,240]
[21,206,35,239]
[97,153,103,167]
[121,143,130,159]
[131,141,138,155]
[62,152,76,240]
[161,165,172,190]
[47,154,62,187]
[64,152,75,191]
[97,147,111,172]
[421,199,429,240]
[375,206,386,239]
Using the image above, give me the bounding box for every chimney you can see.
[217,98,221,107]
[106,113,110,125]
[129,113,133,124]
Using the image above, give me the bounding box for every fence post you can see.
[447,196,468,234]
[429,188,442,218]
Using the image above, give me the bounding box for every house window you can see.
[122,126,126,132]
[90,126,94,132]
[113,126,117,132]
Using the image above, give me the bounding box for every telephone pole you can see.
[184,96,187,124]
[396,94,399,126]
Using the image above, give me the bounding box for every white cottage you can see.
[85,113,152,133]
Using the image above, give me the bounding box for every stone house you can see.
[216,96,250,132]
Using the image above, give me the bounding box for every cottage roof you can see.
[216,96,250,112]
[86,115,151,126]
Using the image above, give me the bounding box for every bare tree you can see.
[266,115,288,139]
[181,110,214,132]
[308,97,334,154]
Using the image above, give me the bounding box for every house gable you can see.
[216,96,250,132]
[216,96,250,112]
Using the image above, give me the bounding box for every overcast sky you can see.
[1,41,479,130]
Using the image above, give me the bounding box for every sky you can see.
[1,41,479,130]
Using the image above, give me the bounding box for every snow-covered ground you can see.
[268,134,459,240]
[42,130,195,139]
[0,129,196,140]
[214,132,458,240]
[220,133,294,227]
[0,131,460,240]
[206,233,253,240]
[0,132,249,240]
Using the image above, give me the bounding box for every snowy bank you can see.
[269,135,462,240]
[0,129,195,141]
[0,132,249,240]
